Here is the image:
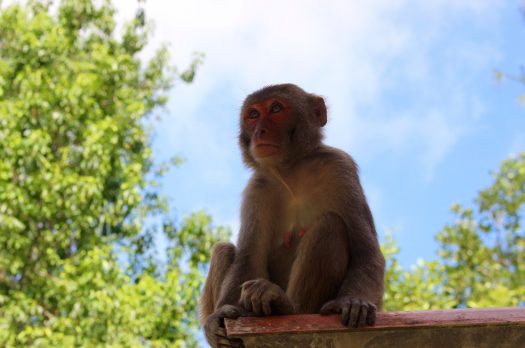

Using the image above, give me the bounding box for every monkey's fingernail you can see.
[299,228,306,237]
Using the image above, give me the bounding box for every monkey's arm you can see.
[326,158,385,305]
[320,206,385,327]
[341,207,384,304]
[317,159,385,327]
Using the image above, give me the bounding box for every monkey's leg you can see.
[286,213,349,313]
[199,242,236,324]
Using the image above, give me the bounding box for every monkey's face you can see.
[241,97,295,160]
[239,84,328,169]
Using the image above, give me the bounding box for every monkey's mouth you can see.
[252,144,280,157]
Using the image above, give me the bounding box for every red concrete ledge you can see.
[225,307,525,348]
[226,307,525,336]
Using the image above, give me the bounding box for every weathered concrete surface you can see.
[226,307,525,348]
[238,326,525,348]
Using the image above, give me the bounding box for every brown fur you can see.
[200,84,385,347]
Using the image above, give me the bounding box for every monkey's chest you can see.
[279,196,318,245]
[267,198,321,288]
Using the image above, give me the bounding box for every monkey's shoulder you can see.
[243,146,359,194]
[307,145,359,176]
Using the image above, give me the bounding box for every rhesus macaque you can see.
[200,84,385,347]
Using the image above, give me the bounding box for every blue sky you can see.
[115,0,525,267]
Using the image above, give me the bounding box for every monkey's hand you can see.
[320,297,377,328]
[240,278,294,316]
[203,305,245,348]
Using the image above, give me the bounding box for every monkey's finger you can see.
[217,337,234,346]
[241,280,256,290]
[349,300,361,328]
[216,327,228,338]
[262,300,272,316]
[319,300,340,315]
[221,304,242,319]
[357,305,368,328]
[238,294,251,312]
[251,297,262,315]
[241,296,252,313]
[238,296,246,310]
[367,304,377,325]
[217,335,244,348]
[341,303,351,326]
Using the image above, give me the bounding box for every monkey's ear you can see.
[313,96,327,127]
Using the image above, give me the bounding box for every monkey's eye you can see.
[270,102,283,113]
[248,109,259,119]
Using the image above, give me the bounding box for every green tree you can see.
[384,154,525,311]
[0,0,226,346]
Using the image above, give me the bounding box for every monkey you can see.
[200,84,385,347]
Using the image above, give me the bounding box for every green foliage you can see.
[384,154,525,311]
[382,233,454,311]
[0,0,225,346]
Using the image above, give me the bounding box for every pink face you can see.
[243,97,292,158]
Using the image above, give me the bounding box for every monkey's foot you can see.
[204,305,245,348]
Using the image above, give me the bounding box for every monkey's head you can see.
[239,84,327,169]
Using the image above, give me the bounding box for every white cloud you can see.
[110,0,505,228]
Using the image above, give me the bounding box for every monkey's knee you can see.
[299,231,348,278]
[209,242,236,269]
[200,242,236,323]
[301,213,349,261]
[288,214,349,312]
